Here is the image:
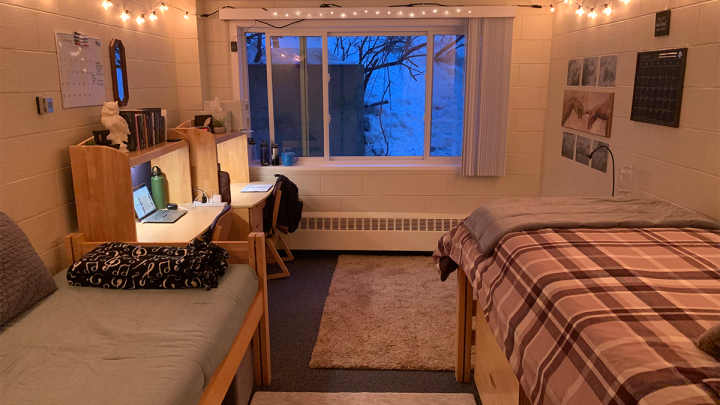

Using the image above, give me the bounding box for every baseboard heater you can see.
[283,212,466,252]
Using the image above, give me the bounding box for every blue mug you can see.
[282,152,299,166]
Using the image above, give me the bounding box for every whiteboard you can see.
[55,33,106,108]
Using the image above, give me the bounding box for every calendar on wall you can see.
[630,48,687,128]
[55,33,106,108]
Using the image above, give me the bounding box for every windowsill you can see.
[249,162,461,175]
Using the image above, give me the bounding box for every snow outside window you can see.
[244,30,466,161]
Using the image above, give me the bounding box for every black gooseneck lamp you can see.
[587,145,615,197]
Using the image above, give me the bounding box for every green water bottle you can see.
[150,166,167,209]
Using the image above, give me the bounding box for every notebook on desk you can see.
[133,184,186,223]
[241,184,273,193]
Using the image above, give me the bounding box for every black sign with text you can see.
[655,10,671,37]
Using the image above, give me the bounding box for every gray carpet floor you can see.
[253,251,479,404]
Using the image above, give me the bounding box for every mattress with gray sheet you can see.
[0,264,259,405]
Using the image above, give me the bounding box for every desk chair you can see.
[210,205,234,241]
[266,183,293,280]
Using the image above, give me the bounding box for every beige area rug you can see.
[250,392,476,405]
[310,255,473,371]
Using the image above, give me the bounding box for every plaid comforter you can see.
[434,225,720,405]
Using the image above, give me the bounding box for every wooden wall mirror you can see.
[110,39,129,107]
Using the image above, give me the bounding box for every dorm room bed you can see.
[433,197,720,405]
[0,233,271,405]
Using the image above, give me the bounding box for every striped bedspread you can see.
[435,225,720,405]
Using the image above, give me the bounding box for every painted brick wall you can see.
[540,0,719,219]
[0,0,187,272]
[201,2,553,215]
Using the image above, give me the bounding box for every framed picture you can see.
[567,59,582,86]
[562,90,615,138]
[599,55,617,87]
[582,57,598,86]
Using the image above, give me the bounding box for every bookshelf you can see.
[69,140,193,242]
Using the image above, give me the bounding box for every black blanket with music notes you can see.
[66,240,229,290]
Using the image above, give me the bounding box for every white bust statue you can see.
[101,101,130,152]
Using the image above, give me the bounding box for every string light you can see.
[136,13,145,24]
[433,9,437,12]
[149,10,157,20]
[101,0,112,9]
[184,11,189,19]
[550,5,555,11]
[603,4,612,14]
[160,3,168,11]
[589,8,596,18]
[120,9,129,20]
[576,5,584,15]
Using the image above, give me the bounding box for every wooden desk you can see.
[230,182,273,238]
[136,206,224,243]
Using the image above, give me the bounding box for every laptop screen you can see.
[132,184,156,220]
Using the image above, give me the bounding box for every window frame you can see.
[237,21,466,166]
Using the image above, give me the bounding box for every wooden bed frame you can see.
[456,266,531,405]
[64,232,272,405]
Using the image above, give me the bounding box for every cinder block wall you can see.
[200,1,553,215]
[0,0,191,272]
[540,0,719,219]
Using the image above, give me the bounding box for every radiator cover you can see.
[283,212,465,252]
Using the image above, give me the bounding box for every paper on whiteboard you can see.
[55,33,105,108]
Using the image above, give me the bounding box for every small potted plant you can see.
[212,118,226,134]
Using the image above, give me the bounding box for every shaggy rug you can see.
[310,255,472,371]
[250,392,476,405]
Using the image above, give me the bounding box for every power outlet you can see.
[193,196,227,207]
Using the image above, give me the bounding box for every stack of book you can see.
[118,108,166,152]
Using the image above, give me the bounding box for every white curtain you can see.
[461,17,514,177]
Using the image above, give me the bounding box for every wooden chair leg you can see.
[456,268,474,383]
[266,239,291,280]
[276,232,294,262]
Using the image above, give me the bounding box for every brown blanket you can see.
[462,197,720,256]
[468,227,720,404]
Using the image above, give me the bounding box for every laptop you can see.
[132,184,186,224]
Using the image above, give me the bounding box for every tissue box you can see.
[202,99,249,131]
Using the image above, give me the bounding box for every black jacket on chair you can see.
[263,174,303,234]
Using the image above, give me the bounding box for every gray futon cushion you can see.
[0,212,57,326]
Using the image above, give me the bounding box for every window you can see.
[270,36,324,157]
[330,35,426,157]
[430,35,465,157]
[242,26,467,162]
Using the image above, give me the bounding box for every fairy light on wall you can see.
[103,1,626,28]
[103,0,198,24]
